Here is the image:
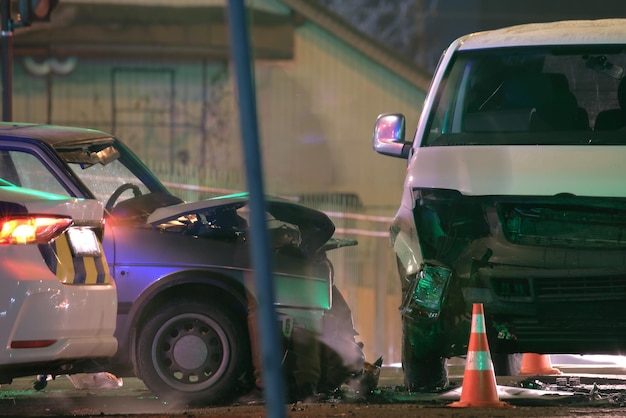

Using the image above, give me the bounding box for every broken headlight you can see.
[400,264,452,319]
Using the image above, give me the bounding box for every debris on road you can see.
[66,372,124,390]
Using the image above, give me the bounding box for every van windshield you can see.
[424,45,626,146]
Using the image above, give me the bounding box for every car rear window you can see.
[0,150,69,196]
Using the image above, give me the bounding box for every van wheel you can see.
[492,353,523,376]
[136,299,249,405]
[402,330,449,391]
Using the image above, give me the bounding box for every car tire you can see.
[136,299,249,405]
[492,352,523,376]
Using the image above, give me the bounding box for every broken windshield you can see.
[67,157,150,204]
[56,139,173,212]
[424,45,626,146]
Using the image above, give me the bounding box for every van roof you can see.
[457,19,626,51]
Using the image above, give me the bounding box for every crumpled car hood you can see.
[147,194,251,224]
[147,193,336,254]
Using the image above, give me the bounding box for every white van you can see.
[373,19,626,391]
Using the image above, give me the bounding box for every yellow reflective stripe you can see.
[53,233,111,285]
[98,247,111,285]
[83,255,98,284]
[55,234,75,284]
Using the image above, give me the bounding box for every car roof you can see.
[0,122,113,147]
[457,18,626,51]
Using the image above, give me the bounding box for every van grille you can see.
[534,275,626,299]
[501,204,626,249]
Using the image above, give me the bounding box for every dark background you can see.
[316,0,626,72]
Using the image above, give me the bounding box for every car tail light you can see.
[0,215,73,245]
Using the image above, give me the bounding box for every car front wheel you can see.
[136,299,249,405]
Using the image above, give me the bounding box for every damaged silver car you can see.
[0,123,367,404]
[373,19,626,390]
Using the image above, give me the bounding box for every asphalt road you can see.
[3,358,626,417]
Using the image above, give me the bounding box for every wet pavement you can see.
[4,361,626,416]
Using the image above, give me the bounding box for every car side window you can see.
[1,150,70,196]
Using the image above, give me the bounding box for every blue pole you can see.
[226,1,287,417]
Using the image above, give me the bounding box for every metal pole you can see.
[1,0,13,121]
[226,1,287,417]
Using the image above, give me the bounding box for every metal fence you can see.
[148,160,403,365]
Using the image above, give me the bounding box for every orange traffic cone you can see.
[519,353,561,375]
[448,303,513,408]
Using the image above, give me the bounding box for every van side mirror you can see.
[372,113,412,159]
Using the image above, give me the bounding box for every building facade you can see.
[6,0,431,364]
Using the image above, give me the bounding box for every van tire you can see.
[492,352,523,376]
[401,330,449,391]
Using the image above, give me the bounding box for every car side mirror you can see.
[372,113,412,159]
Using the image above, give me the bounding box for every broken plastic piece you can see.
[66,372,123,389]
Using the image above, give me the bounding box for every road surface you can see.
[2,357,626,417]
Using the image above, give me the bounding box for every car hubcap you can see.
[153,313,230,390]
[173,335,208,370]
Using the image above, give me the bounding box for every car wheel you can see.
[136,299,249,405]
[492,352,523,376]
[401,327,449,391]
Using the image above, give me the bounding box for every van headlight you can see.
[415,265,451,310]
[401,264,452,319]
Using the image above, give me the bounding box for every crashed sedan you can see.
[373,19,626,390]
[0,123,365,404]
